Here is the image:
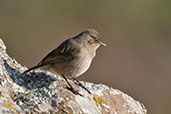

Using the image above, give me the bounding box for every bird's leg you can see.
[62,75,82,96]
[72,78,91,94]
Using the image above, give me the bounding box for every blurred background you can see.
[0,0,171,113]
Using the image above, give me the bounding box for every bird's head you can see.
[79,29,106,50]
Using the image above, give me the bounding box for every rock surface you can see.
[0,39,147,114]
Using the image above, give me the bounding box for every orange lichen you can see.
[0,93,4,98]
[3,101,19,114]
[93,96,107,108]
[58,101,73,114]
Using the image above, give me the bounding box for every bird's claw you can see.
[65,86,82,96]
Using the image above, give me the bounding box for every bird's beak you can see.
[99,41,107,47]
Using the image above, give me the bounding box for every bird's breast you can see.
[50,48,95,78]
[74,54,92,77]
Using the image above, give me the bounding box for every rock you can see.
[0,39,147,114]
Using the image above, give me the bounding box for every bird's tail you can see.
[22,65,42,74]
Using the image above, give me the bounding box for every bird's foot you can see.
[73,78,91,94]
[62,75,82,96]
[66,86,82,96]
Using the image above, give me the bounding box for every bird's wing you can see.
[37,39,80,66]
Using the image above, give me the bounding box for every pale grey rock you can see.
[0,39,147,114]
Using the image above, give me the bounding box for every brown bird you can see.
[23,29,106,95]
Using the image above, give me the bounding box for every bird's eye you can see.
[88,40,92,44]
[95,39,98,42]
[90,35,96,39]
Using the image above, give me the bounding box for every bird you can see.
[23,29,106,95]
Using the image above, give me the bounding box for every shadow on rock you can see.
[4,60,56,89]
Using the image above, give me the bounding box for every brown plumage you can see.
[23,29,106,78]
